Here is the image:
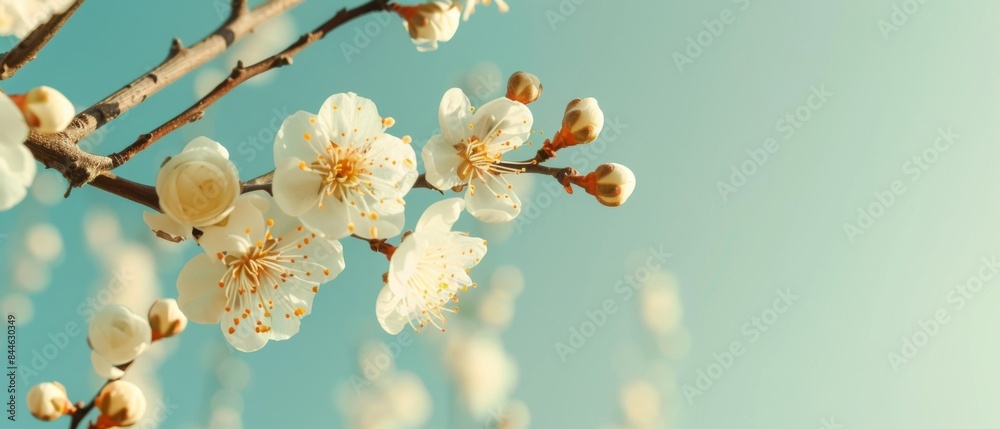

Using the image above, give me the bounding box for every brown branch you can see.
[108,0,394,168]
[21,0,302,189]
[0,0,86,80]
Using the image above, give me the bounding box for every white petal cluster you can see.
[177,191,345,352]
[148,298,188,340]
[422,88,533,223]
[375,198,487,334]
[145,137,242,242]
[27,382,72,421]
[445,332,518,419]
[272,92,417,240]
[95,380,147,427]
[461,0,509,21]
[88,304,152,367]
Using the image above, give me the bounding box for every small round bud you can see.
[148,298,188,340]
[592,163,635,207]
[95,381,146,427]
[22,86,74,134]
[560,97,604,146]
[27,382,73,421]
[88,304,152,365]
[506,71,542,104]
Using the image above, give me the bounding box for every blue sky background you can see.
[5,0,1000,428]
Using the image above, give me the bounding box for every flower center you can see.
[311,143,368,201]
[455,136,501,182]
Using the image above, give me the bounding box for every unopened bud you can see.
[95,381,146,427]
[148,298,188,340]
[591,163,635,207]
[27,382,74,421]
[559,97,604,146]
[506,71,542,104]
[21,86,74,134]
[88,304,152,365]
[395,2,461,52]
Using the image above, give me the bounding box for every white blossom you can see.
[375,198,487,334]
[148,298,188,340]
[591,163,636,207]
[422,88,533,223]
[88,304,152,365]
[0,93,33,210]
[21,86,74,134]
[145,137,241,242]
[95,380,147,427]
[461,0,509,21]
[27,382,72,421]
[177,191,345,352]
[395,2,461,52]
[272,92,417,240]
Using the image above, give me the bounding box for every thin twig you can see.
[0,0,86,80]
[108,0,393,168]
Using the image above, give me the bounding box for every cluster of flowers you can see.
[26,300,188,427]
[141,71,634,354]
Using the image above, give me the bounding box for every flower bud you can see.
[95,381,146,427]
[558,98,604,146]
[148,298,188,340]
[506,71,542,105]
[88,304,152,365]
[395,2,460,52]
[20,86,75,134]
[27,382,74,421]
[155,137,241,229]
[591,163,635,207]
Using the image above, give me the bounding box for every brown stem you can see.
[108,0,394,168]
[358,235,396,260]
[0,0,86,80]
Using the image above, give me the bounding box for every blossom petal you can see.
[318,93,384,141]
[473,97,533,154]
[142,212,190,242]
[273,111,328,166]
[0,142,35,210]
[177,254,228,324]
[91,352,125,380]
[198,196,263,256]
[375,285,409,335]
[0,94,29,145]
[298,196,352,239]
[422,134,465,190]
[465,175,520,223]
[272,157,323,217]
[415,197,465,235]
[438,88,472,144]
[184,136,231,159]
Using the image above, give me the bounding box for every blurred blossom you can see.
[211,389,245,414]
[493,400,531,429]
[490,265,525,296]
[227,14,296,87]
[13,256,49,292]
[194,68,228,99]
[446,332,518,419]
[457,62,503,99]
[336,369,432,429]
[30,170,65,206]
[83,207,122,251]
[1,293,33,324]
[24,222,62,263]
[207,407,243,429]
[477,288,515,331]
[619,379,661,428]
[216,356,251,391]
[358,340,397,377]
[639,271,683,337]
[656,328,692,360]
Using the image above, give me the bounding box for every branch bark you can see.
[0,0,86,80]
[108,0,393,168]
